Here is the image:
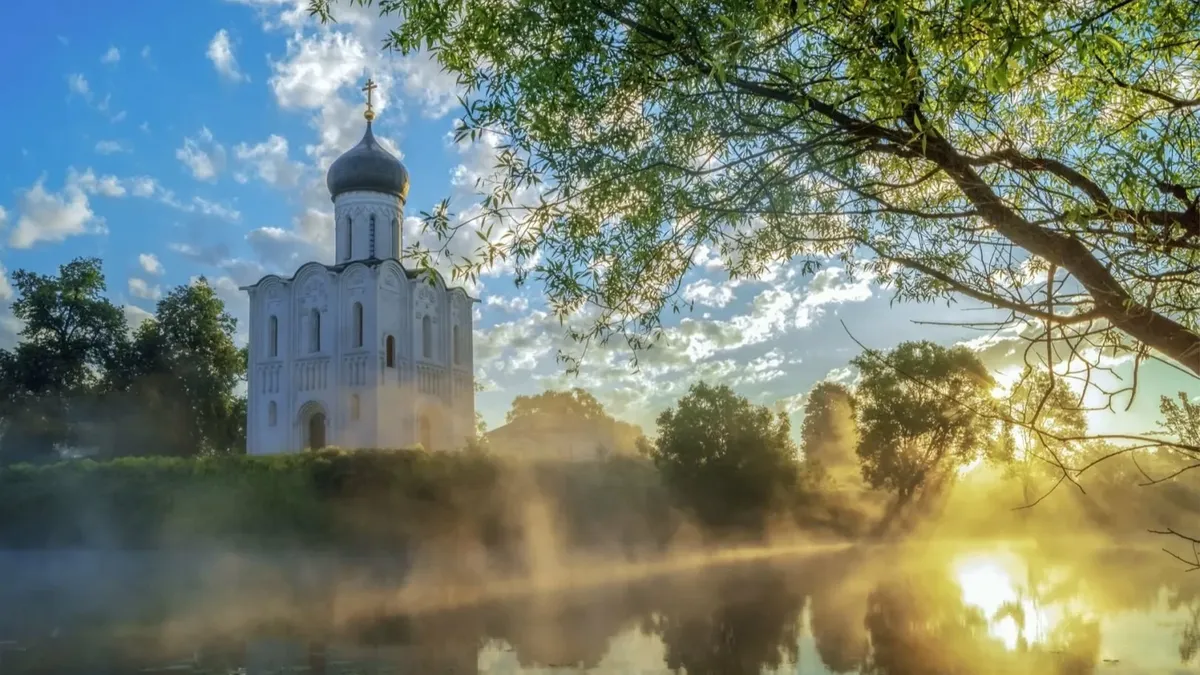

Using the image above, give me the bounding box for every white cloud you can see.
[139,253,164,277]
[9,177,104,249]
[123,304,154,329]
[67,168,126,197]
[394,52,460,119]
[207,29,248,82]
[269,31,367,110]
[94,139,129,154]
[128,277,162,301]
[192,197,241,222]
[67,73,90,98]
[682,278,738,308]
[101,46,120,64]
[735,350,787,386]
[129,176,157,197]
[793,267,874,329]
[485,295,530,314]
[0,261,12,302]
[176,127,226,181]
[234,135,302,187]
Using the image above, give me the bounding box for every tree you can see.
[115,279,245,457]
[506,388,610,424]
[315,0,1200,382]
[1000,368,1088,505]
[853,341,995,503]
[0,258,127,463]
[799,381,859,486]
[503,387,644,455]
[648,381,799,532]
[1160,392,1200,448]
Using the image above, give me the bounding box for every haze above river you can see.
[2,539,1198,674]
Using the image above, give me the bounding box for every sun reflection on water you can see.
[952,550,1062,651]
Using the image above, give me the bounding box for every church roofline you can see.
[238,258,481,302]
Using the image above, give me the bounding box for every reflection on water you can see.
[1,541,1198,674]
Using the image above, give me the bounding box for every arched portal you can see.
[308,412,327,449]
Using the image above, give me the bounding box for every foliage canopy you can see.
[315,0,1200,379]
[648,381,801,532]
[0,259,246,463]
[853,341,995,499]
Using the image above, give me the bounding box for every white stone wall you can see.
[245,259,477,455]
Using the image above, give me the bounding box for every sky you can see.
[0,0,1194,439]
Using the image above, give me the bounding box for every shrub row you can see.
[0,448,677,555]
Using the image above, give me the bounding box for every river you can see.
[0,539,1196,674]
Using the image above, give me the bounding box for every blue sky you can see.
[0,0,1193,438]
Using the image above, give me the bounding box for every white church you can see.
[241,81,477,454]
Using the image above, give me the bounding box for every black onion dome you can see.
[326,121,409,201]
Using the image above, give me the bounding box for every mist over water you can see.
[2,536,1200,674]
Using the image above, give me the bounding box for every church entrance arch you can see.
[297,401,329,450]
[308,412,327,449]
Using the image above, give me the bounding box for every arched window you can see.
[422,315,432,359]
[350,394,360,421]
[392,218,400,258]
[418,414,432,450]
[352,302,364,347]
[268,315,279,357]
[268,401,277,427]
[310,308,321,353]
[345,216,353,260]
[452,325,461,365]
[386,335,396,368]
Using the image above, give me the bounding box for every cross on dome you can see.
[362,78,378,121]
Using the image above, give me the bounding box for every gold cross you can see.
[362,78,378,121]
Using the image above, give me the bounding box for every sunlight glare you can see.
[953,552,1054,651]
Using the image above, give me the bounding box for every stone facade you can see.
[241,114,476,454]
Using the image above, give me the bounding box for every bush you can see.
[0,448,676,558]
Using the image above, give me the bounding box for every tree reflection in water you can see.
[6,544,1200,674]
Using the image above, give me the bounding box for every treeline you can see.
[0,258,245,464]
[788,341,1200,538]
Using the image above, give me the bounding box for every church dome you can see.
[326,121,409,201]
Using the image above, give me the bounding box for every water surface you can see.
[1,541,1196,674]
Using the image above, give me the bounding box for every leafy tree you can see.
[999,368,1088,505]
[315,0,1200,380]
[107,279,245,457]
[0,258,126,463]
[506,388,610,424]
[1160,392,1200,448]
[503,387,644,455]
[648,381,799,532]
[799,381,859,486]
[853,341,995,503]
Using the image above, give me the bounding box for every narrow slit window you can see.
[422,315,432,359]
[353,302,364,347]
[310,308,321,353]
